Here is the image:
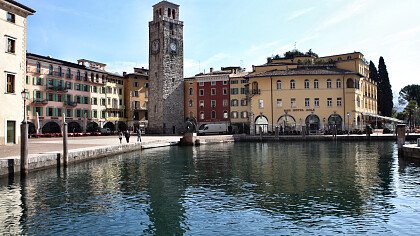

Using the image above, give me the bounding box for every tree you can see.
[377,57,393,116]
[369,61,378,83]
[399,84,420,106]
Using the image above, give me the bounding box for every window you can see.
[231,88,239,94]
[35,77,43,85]
[327,98,332,107]
[6,74,15,93]
[7,12,15,23]
[48,64,53,75]
[76,70,81,80]
[211,88,216,95]
[259,99,264,108]
[91,73,94,82]
[66,68,71,78]
[231,99,238,106]
[241,79,247,84]
[304,79,309,89]
[36,62,41,73]
[134,82,139,87]
[211,81,216,86]
[337,97,342,107]
[305,98,310,107]
[199,89,204,96]
[357,96,360,107]
[199,100,204,107]
[48,93,53,101]
[211,110,216,119]
[6,38,15,53]
[231,111,238,119]
[145,83,149,88]
[189,88,193,95]
[223,111,228,119]
[241,99,247,106]
[314,79,319,89]
[199,82,204,86]
[290,80,295,89]
[223,99,228,107]
[276,99,282,108]
[314,98,320,107]
[291,98,296,108]
[47,107,54,117]
[336,79,341,88]
[223,88,228,95]
[276,80,282,90]
[327,79,332,88]
[211,100,216,107]
[200,112,204,120]
[241,111,248,118]
[240,87,248,94]
[230,80,238,84]
[189,100,193,107]
[57,66,62,76]
[223,81,228,85]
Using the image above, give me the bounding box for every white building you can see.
[0,0,35,145]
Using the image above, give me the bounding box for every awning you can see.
[362,112,405,123]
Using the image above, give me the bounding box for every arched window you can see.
[189,88,193,95]
[58,66,62,76]
[84,72,88,81]
[188,100,193,107]
[211,110,216,119]
[96,74,99,82]
[172,9,176,19]
[36,62,41,73]
[66,68,71,78]
[346,78,354,88]
[304,79,309,89]
[276,80,282,90]
[327,79,332,88]
[290,80,295,89]
[314,79,319,89]
[336,79,341,88]
[252,82,259,94]
[77,70,80,80]
[200,112,204,120]
[48,64,53,75]
[91,73,94,82]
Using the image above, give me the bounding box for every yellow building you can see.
[102,73,126,131]
[124,67,149,132]
[184,76,197,126]
[228,67,249,133]
[247,52,377,134]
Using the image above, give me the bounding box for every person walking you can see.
[137,128,142,142]
[118,131,123,144]
[125,131,130,143]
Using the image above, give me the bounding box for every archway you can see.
[42,121,61,133]
[328,113,343,131]
[86,121,99,132]
[305,113,320,132]
[255,115,268,134]
[277,114,296,132]
[104,122,116,132]
[68,122,82,133]
[346,78,354,88]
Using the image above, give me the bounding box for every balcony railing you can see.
[64,100,77,107]
[32,99,48,105]
[46,85,68,93]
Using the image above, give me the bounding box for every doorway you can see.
[6,121,16,144]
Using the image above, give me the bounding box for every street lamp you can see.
[20,89,29,174]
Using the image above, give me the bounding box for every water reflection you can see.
[0,142,420,235]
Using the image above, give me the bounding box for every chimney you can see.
[210,67,213,73]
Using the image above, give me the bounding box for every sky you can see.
[20,0,420,100]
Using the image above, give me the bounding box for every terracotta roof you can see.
[247,66,356,78]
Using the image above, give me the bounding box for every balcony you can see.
[46,85,68,93]
[64,100,77,107]
[32,99,48,106]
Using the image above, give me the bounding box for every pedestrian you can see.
[118,131,123,144]
[137,128,142,142]
[125,131,130,143]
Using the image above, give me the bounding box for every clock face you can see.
[170,42,177,51]
[152,39,160,53]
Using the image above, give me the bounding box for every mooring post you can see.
[396,124,406,155]
[63,114,68,167]
[275,126,279,139]
[259,126,263,141]
[302,125,306,139]
[20,121,28,174]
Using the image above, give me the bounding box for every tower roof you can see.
[153,1,179,8]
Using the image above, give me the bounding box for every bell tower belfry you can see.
[148,1,184,134]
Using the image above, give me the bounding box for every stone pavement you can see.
[0,135,182,160]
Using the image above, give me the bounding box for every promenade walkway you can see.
[0,135,181,160]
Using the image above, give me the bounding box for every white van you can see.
[198,124,228,135]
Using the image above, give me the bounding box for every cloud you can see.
[105,61,148,75]
[185,53,229,77]
[287,7,315,21]
[381,26,420,45]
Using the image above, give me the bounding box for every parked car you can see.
[198,124,228,135]
[100,128,111,135]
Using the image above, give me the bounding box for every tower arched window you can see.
[304,79,309,89]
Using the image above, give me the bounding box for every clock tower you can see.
[148,1,184,134]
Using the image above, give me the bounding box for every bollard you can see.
[417,138,420,147]
[20,122,28,174]
[396,124,406,150]
[275,126,279,139]
[302,125,306,138]
[259,126,263,141]
[63,122,68,167]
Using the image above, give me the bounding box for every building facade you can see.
[148,1,184,134]
[0,0,34,145]
[247,52,377,134]
[228,67,249,133]
[25,53,127,134]
[124,67,149,132]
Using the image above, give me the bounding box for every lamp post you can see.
[20,89,29,174]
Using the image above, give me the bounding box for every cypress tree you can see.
[369,61,378,83]
[377,57,393,116]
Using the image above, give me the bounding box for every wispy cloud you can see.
[381,26,420,45]
[287,7,315,21]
